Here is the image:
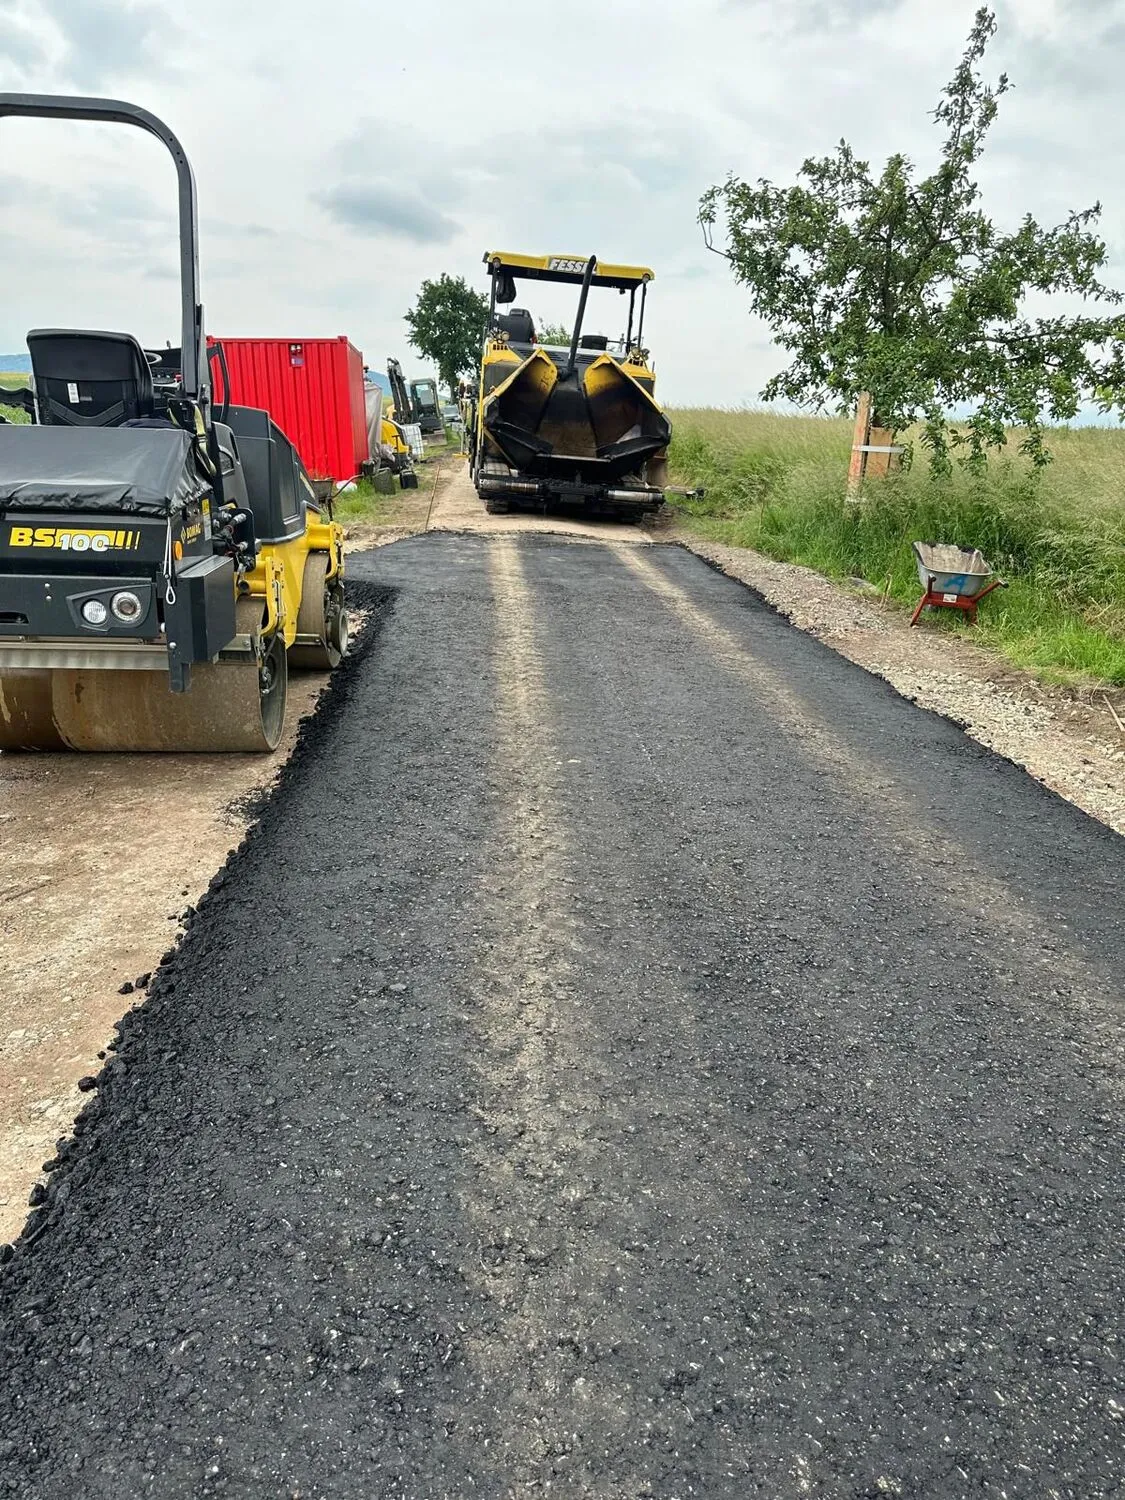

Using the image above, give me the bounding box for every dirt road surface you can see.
[1,529,1122,1498]
[0,674,329,1244]
[426,450,655,543]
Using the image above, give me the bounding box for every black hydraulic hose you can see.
[564,255,598,381]
[213,340,231,426]
[636,279,648,352]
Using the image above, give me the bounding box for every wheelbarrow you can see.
[910,541,1006,626]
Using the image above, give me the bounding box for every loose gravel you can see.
[0,536,1122,1499]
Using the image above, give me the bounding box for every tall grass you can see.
[667,409,1125,686]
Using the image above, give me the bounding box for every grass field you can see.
[0,371,30,423]
[667,410,1125,686]
[331,477,413,527]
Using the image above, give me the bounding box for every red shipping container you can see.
[210,336,369,483]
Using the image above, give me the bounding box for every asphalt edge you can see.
[666,538,1125,842]
[0,581,397,1273]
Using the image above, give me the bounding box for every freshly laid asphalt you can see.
[1,532,1123,1498]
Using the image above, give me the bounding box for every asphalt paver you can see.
[1,533,1122,1498]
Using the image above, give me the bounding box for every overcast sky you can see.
[0,0,1121,406]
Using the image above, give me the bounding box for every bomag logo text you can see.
[7,526,141,552]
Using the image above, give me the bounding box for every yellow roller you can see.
[288,553,349,671]
[3,602,287,754]
[0,671,66,752]
[0,94,345,756]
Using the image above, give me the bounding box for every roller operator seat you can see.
[26,328,156,427]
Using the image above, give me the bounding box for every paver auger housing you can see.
[469,252,671,517]
[0,94,346,752]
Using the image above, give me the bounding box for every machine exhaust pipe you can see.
[605,487,664,503]
[564,255,598,382]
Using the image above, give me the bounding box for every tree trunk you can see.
[865,420,903,479]
[848,395,902,500]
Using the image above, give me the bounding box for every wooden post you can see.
[846,391,871,503]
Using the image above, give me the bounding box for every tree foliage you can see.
[404,274,489,398]
[536,322,573,347]
[699,7,1125,473]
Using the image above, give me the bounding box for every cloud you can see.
[331,117,474,206]
[0,169,47,209]
[326,106,717,231]
[0,167,175,292]
[314,180,459,245]
[725,0,907,29]
[999,0,1125,92]
[0,3,48,72]
[509,115,711,199]
[38,0,178,86]
[0,169,168,233]
[83,182,171,227]
[2,0,1125,409]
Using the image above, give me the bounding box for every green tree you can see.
[699,7,1125,473]
[536,322,573,347]
[404,274,489,398]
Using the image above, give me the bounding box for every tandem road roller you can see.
[468,251,673,518]
[0,94,346,753]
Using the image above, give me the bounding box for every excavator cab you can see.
[409,377,443,435]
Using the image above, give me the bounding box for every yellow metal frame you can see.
[240,513,344,647]
[483,251,654,289]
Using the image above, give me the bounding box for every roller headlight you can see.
[111,590,143,623]
[81,599,109,626]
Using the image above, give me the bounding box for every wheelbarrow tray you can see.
[912,541,994,599]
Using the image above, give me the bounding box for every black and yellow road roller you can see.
[0,94,346,753]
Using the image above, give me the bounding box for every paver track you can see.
[1,534,1123,1498]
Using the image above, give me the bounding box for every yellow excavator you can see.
[468,251,671,517]
[0,93,345,752]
